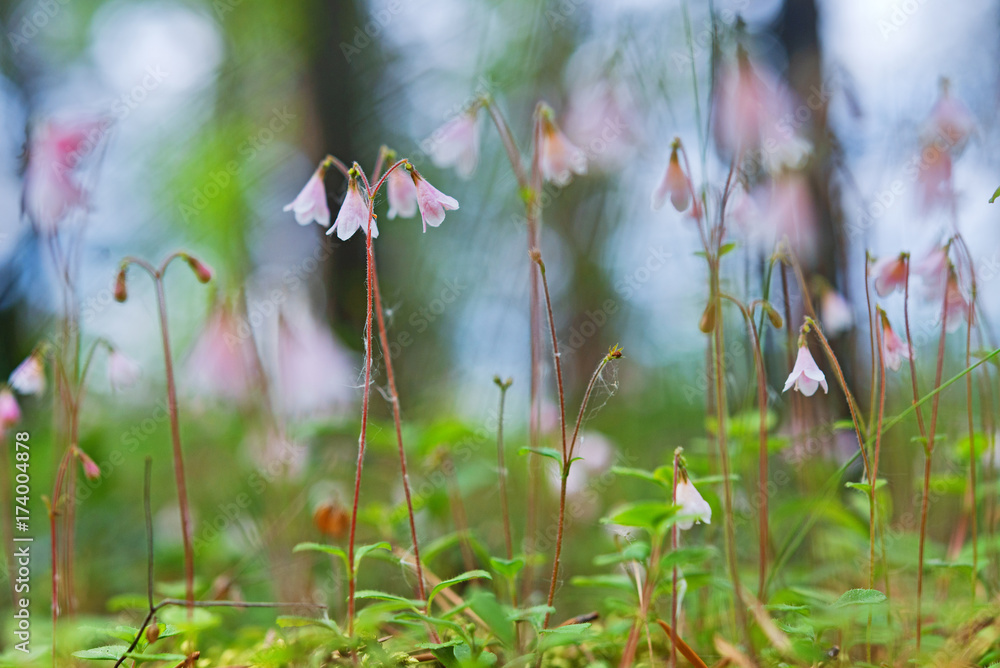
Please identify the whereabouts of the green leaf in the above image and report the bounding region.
[354,590,422,608]
[354,541,393,573]
[468,591,515,648]
[990,185,1000,203]
[569,574,635,593]
[603,502,678,532]
[594,541,650,567]
[293,542,349,569]
[537,623,594,651]
[845,479,887,495]
[518,447,563,466]
[124,654,190,663]
[489,556,525,579]
[659,545,717,571]
[427,570,492,609]
[719,242,738,257]
[833,588,887,607]
[609,466,666,488]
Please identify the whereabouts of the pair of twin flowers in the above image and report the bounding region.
[283,153,458,237]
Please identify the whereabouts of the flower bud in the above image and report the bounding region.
[75,447,101,481]
[183,254,213,284]
[313,501,348,538]
[145,623,161,644]
[699,300,716,333]
[763,302,783,329]
[114,267,128,303]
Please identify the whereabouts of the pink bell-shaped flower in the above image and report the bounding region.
[23,118,105,231]
[411,168,459,232]
[386,166,418,220]
[284,170,330,228]
[328,176,376,241]
[880,313,912,372]
[820,289,853,337]
[9,353,45,396]
[872,254,909,297]
[783,345,828,397]
[943,269,971,334]
[0,390,21,436]
[537,104,587,186]
[427,108,481,180]
[652,144,690,212]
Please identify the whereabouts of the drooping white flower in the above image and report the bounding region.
[411,170,459,232]
[783,345,828,397]
[821,290,853,337]
[328,177,376,240]
[9,353,45,396]
[538,104,587,186]
[284,171,330,228]
[427,109,481,180]
[675,477,712,530]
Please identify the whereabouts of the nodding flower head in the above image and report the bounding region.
[284,168,331,228]
[182,254,213,284]
[537,103,587,186]
[428,107,481,179]
[783,344,828,397]
[114,265,129,302]
[879,312,912,372]
[328,174,376,241]
[652,142,691,212]
[820,288,853,338]
[916,245,950,299]
[386,163,418,220]
[922,78,975,154]
[74,447,101,481]
[409,166,459,232]
[0,390,21,434]
[943,267,972,333]
[9,352,45,396]
[675,471,712,530]
[872,253,909,297]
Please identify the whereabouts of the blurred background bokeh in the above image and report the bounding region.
[1,0,999,646]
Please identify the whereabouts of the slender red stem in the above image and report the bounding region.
[917,270,952,650]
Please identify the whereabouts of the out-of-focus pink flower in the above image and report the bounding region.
[821,290,853,337]
[916,245,950,298]
[75,447,101,480]
[756,173,817,256]
[284,171,330,228]
[23,118,105,231]
[783,345,828,397]
[185,305,257,403]
[108,350,141,391]
[916,149,953,212]
[412,170,459,232]
[276,304,356,418]
[9,353,45,395]
[943,269,972,334]
[872,254,909,297]
[652,145,690,212]
[538,105,587,186]
[880,313,912,372]
[328,177,375,241]
[386,166,417,220]
[676,475,712,530]
[921,80,975,153]
[427,109,480,180]
[0,390,21,435]
[712,48,794,157]
[563,79,636,169]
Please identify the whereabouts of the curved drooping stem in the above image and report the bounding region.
[118,253,204,615]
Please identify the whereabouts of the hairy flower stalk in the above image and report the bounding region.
[115,252,213,615]
[533,248,620,629]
